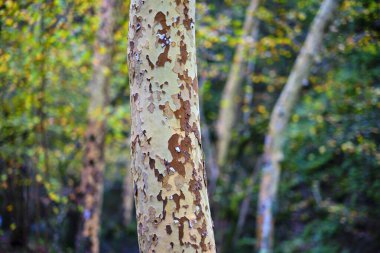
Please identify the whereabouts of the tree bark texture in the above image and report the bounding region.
[128,1,216,252]
[256,0,338,252]
[216,0,261,166]
[77,0,115,252]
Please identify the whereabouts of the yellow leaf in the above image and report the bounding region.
[5,18,13,26]
[258,105,267,114]
[36,174,43,183]
[10,223,17,231]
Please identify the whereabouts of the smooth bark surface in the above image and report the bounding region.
[216,0,260,166]
[77,0,115,252]
[257,0,338,252]
[123,164,134,226]
[128,0,216,252]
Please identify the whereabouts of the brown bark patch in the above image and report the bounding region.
[191,122,201,145]
[167,134,186,177]
[189,177,202,207]
[149,157,163,182]
[173,97,192,134]
[166,225,172,235]
[146,55,155,69]
[182,1,193,30]
[133,93,139,101]
[157,190,168,220]
[172,190,185,211]
[177,70,195,97]
[179,39,188,64]
[156,44,171,67]
[131,135,140,153]
[197,221,209,251]
[158,101,174,119]
[154,11,170,34]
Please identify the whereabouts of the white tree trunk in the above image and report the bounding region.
[257,0,338,252]
[216,0,261,166]
[128,0,216,252]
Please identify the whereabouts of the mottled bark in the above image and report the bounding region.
[123,163,134,226]
[77,0,115,252]
[216,0,261,166]
[127,0,216,252]
[256,0,338,252]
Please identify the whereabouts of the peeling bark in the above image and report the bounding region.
[256,0,338,252]
[77,0,115,252]
[128,1,216,252]
[216,0,261,166]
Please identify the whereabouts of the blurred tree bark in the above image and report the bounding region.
[77,0,115,252]
[216,0,261,166]
[242,20,259,128]
[122,162,134,226]
[256,0,338,252]
[127,0,216,252]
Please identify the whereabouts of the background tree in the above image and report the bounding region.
[122,161,134,226]
[128,0,216,252]
[77,0,116,252]
[257,0,338,251]
[216,0,261,166]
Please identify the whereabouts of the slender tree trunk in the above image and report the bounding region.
[242,21,259,127]
[216,0,261,166]
[256,0,338,252]
[77,0,115,252]
[128,0,216,252]
[233,156,262,244]
[123,162,134,226]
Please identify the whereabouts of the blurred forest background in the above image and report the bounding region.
[1,0,379,252]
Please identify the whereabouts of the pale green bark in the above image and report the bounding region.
[128,0,216,252]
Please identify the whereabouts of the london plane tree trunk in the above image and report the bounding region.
[257,0,338,252]
[128,0,216,252]
[77,0,115,252]
[216,0,261,166]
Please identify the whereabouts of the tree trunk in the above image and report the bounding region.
[216,0,261,166]
[233,156,262,244]
[128,0,216,252]
[256,0,338,252]
[242,21,259,127]
[123,162,134,226]
[77,0,115,252]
